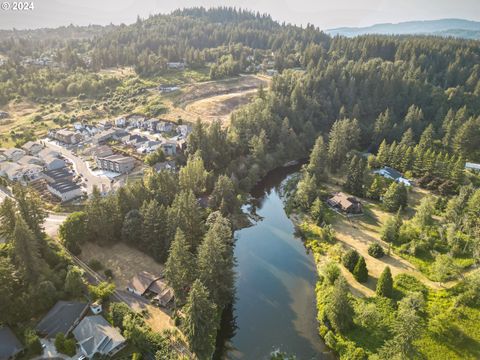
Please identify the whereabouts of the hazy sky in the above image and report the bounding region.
[1,0,480,30]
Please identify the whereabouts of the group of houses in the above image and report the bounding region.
[1,300,126,360]
[0,142,84,202]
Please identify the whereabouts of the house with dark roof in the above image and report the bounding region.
[36,301,89,338]
[73,315,126,358]
[327,192,363,214]
[42,168,74,184]
[47,180,83,202]
[126,271,174,307]
[0,326,24,360]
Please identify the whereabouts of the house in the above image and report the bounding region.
[92,129,118,145]
[36,301,89,339]
[73,122,84,131]
[97,120,112,130]
[160,140,177,156]
[73,316,126,358]
[47,181,83,202]
[157,121,174,133]
[17,155,44,166]
[465,162,480,172]
[167,62,186,70]
[123,134,148,147]
[126,271,160,296]
[54,129,83,144]
[177,124,192,138]
[44,155,66,171]
[0,326,24,360]
[327,192,363,214]
[137,141,161,154]
[126,115,145,128]
[146,119,160,133]
[149,279,174,307]
[42,168,74,183]
[0,163,21,180]
[3,148,26,162]
[3,163,42,182]
[153,161,176,172]
[90,145,114,159]
[21,141,43,155]
[20,164,43,181]
[115,117,127,127]
[37,148,60,159]
[373,166,412,186]
[158,84,180,93]
[96,155,135,174]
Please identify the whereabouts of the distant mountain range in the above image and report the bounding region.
[326,19,480,40]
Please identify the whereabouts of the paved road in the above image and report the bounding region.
[45,213,68,237]
[44,141,111,193]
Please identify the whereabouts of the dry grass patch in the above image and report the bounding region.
[79,242,164,289]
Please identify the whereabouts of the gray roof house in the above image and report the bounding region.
[36,300,89,338]
[0,326,24,360]
[21,141,43,155]
[73,316,126,358]
[373,166,412,186]
[465,162,480,172]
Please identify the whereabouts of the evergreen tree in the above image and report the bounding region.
[0,257,22,325]
[367,176,384,200]
[376,266,393,298]
[344,155,366,197]
[381,210,403,243]
[324,276,353,333]
[342,249,360,273]
[197,215,235,310]
[168,190,204,252]
[179,152,209,196]
[12,215,42,282]
[0,197,17,242]
[353,256,368,283]
[140,200,169,261]
[373,108,393,146]
[182,279,218,360]
[295,172,317,210]
[209,175,238,216]
[376,140,389,167]
[307,135,328,181]
[12,185,47,239]
[121,209,143,247]
[328,118,360,170]
[164,229,196,305]
[382,182,408,212]
[310,198,328,225]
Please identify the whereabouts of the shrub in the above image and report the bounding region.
[88,259,103,271]
[104,269,114,279]
[393,273,428,300]
[353,257,368,283]
[24,328,42,355]
[342,249,359,273]
[376,266,393,298]
[368,243,385,258]
[321,261,341,285]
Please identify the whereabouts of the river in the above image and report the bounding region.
[217,165,331,359]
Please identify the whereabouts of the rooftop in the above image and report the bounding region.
[0,327,23,360]
[43,167,73,181]
[127,271,161,295]
[48,180,81,194]
[36,300,89,338]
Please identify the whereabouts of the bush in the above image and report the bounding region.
[88,259,103,271]
[321,261,341,285]
[104,269,114,279]
[353,257,368,283]
[342,249,359,273]
[24,329,42,355]
[368,243,385,258]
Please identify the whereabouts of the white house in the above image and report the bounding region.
[157,121,175,133]
[167,62,186,70]
[115,117,127,127]
[137,141,161,154]
[373,166,412,187]
[465,162,480,172]
[177,124,192,138]
[73,316,126,358]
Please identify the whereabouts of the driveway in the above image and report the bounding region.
[43,140,111,193]
[32,339,75,360]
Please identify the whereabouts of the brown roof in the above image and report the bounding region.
[328,192,360,211]
[127,271,160,295]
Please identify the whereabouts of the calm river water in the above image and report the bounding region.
[217,166,331,360]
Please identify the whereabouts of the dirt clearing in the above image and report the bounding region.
[79,242,164,290]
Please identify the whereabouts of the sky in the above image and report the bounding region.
[1,0,480,30]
